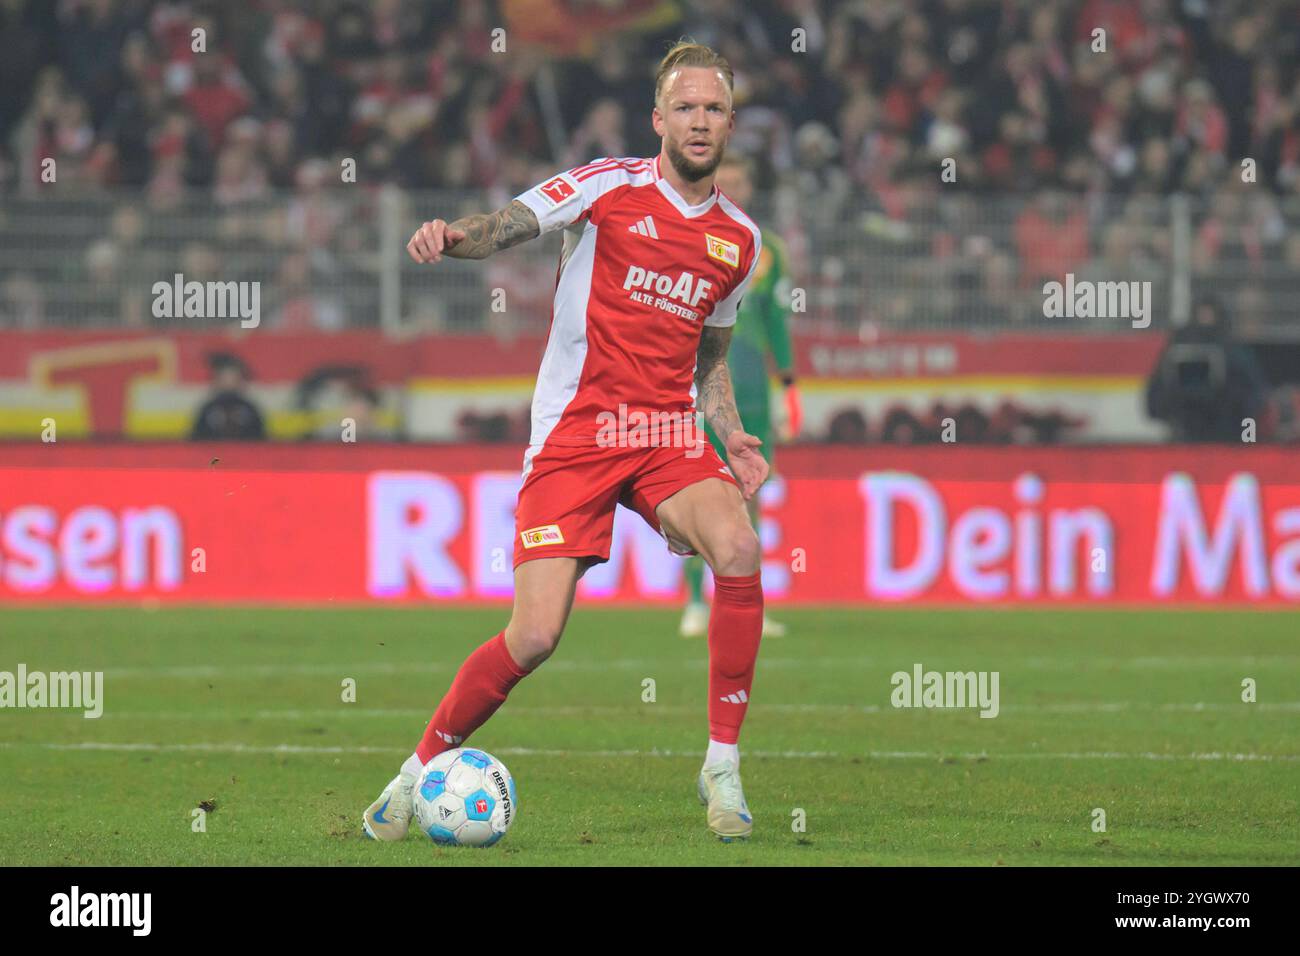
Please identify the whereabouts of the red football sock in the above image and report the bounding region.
[415,631,530,763]
[707,572,764,744]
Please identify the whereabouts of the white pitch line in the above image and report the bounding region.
[96,660,685,679]
[95,658,871,678]
[0,741,406,755]
[0,741,1294,762]
[92,655,1300,679]
[71,701,1300,721]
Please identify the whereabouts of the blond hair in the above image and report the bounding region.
[654,40,734,109]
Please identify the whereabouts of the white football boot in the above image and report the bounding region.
[684,605,785,638]
[697,760,753,841]
[679,601,709,638]
[362,769,418,841]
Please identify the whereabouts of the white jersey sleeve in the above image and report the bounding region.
[704,230,762,328]
[514,170,588,235]
[514,158,655,236]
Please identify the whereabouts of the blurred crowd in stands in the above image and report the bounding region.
[3,0,1299,331]
[3,0,1299,201]
[3,0,1300,444]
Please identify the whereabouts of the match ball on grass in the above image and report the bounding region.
[412,748,517,847]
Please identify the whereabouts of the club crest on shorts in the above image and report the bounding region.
[520,524,565,548]
[705,233,740,268]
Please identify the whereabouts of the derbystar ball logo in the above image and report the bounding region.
[520,524,564,548]
[622,265,712,320]
[490,769,512,826]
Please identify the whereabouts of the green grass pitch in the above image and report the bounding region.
[1,606,1297,866]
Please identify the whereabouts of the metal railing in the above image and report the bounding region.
[2,186,1299,336]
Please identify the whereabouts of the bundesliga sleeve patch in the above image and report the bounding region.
[533,173,580,208]
[520,524,565,548]
[705,233,740,268]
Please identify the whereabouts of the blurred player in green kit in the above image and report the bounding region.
[680,154,801,639]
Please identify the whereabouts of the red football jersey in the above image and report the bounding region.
[513,156,761,466]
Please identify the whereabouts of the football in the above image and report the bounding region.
[411,748,517,847]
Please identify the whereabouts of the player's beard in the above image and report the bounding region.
[665,136,723,183]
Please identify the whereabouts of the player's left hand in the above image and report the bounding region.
[724,430,768,500]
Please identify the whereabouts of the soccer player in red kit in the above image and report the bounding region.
[364,41,766,842]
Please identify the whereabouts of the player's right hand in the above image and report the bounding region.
[407,219,466,263]
[723,429,769,500]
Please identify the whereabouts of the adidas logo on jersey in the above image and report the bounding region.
[622,264,713,309]
[628,215,659,238]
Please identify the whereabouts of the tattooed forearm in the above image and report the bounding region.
[445,201,540,259]
[695,325,743,444]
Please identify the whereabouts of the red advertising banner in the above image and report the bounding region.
[1,444,1298,605]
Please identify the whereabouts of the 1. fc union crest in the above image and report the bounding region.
[520,524,565,548]
[705,233,740,268]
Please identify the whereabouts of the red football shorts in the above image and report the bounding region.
[512,439,739,568]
